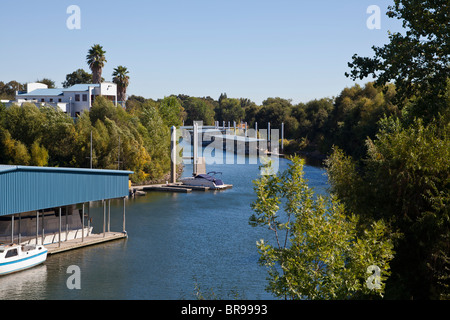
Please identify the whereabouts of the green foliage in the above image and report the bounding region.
[346,0,449,121]
[62,69,94,88]
[86,44,107,84]
[158,96,185,127]
[35,78,55,88]
[0,81,25,99]
[325,117,450,299]
[217,97,245,123]
[181,97,215,125]
[30,140,49,167]
[325,83,399,158]
[0,95,183,184]
[112,65,130,102]
[250,156,394,299]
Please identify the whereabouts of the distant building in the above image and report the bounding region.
[13,82,117,117]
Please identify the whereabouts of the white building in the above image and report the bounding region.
[14,82,117,117]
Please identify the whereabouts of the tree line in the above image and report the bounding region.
[249,0,449,300]
[0,95,184,184]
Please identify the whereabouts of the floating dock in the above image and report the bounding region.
[130,182,232,195]
[46,232,127,255]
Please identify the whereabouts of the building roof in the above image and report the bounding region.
[17,88,64,97]
[63,84,100,91]
[0,165,133,216]
[16,84,102,98]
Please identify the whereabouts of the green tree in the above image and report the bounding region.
[292,98,333,149]
[112,65,130,103]
[325,117,450,299]
[324,83,399,158]
[0,130,31,165]
[36,78,55,88]
[86,44,107,84]
[0,81,25,99]
[3,103,45,148]
[256,98,298,138]
[139,100,170,179]
[158,96,185,127]
[62,69,94,88]
[89,96,119,124]
[250,156,394,299]
[345,0,449,121]
[219,97,245,124]
[30,140,49,166]
[182,97,215,125]
[38,106,77,167]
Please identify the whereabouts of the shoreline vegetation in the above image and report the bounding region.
[1,0,449,300]
[1,78,400,176]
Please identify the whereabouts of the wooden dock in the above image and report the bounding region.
[45,232,127,255]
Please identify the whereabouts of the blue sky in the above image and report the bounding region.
[0,0,404,104]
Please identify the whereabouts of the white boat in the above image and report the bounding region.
[180,172,227,190]
[0,243,48,276]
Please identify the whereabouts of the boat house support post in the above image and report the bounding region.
[42,211,45,245]
[81,203,85,242]
[87,202,91,236]
[122,196,126,233]
[58,207,62,248]
[10,215,13,243]
[66,206,68,242]
[103,199,106,238]
[107,199,111,233]
[18,213,21,244]
[36,211,39,245]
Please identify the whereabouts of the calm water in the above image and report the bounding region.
[0,150,328,300]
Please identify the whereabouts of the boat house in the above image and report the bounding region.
[0,165,132,254]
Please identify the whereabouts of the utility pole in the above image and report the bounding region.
[116,136,122,170]
[90,130,93,169]
[86,130,96,169]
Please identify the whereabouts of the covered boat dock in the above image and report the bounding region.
[0,165,133,255]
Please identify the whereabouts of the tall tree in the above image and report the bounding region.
[345,0,449,121]
[86,44,107,84]
[62,69,94,88]
[112,65,130,103]
[250,156,394,299]
[36,78,55,88]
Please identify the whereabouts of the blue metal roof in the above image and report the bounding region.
[0,165,133,216]
[63,84,100,91]
[16,84,100,97]
[17,88,64,97]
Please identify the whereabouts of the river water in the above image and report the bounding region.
[0,149,328,300]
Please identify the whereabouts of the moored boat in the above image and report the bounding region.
[180,172,227,190]
[0,243,48,276]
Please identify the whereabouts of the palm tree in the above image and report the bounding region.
[112,65,130,104]
[86,44,107,84]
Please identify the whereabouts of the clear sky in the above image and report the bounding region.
[0,0,404,105]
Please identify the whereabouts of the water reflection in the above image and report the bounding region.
[0,264,48,300]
